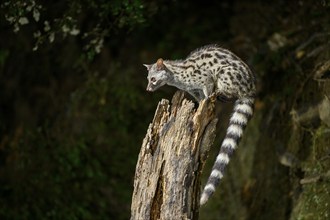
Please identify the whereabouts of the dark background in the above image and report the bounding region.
[1,0,329,219]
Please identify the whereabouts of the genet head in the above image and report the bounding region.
[144,58,171,92]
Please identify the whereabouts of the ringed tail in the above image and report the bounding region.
[200,96,255,205]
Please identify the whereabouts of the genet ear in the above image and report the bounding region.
[156,58,165,70]
[143,64,152,71]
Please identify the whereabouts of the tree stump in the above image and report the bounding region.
[130,91,218,220]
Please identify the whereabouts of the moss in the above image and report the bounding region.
[292,182,330,220]
[290,125,330,220]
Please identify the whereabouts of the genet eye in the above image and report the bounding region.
[151,77,156,82]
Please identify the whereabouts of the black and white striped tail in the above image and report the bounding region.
[200,96,255,205]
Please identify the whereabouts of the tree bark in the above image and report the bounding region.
[130,91,218,220]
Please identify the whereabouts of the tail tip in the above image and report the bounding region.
[200,193,209,206]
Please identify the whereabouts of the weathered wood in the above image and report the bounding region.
[131,91,218,220]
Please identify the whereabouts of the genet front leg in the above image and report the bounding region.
[202,72,215,100]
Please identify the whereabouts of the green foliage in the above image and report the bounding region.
[1,0,147,55]
[0,49,9,68]
[0,0,156,215]
[0,131,96,219]
[0,63,152,219]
